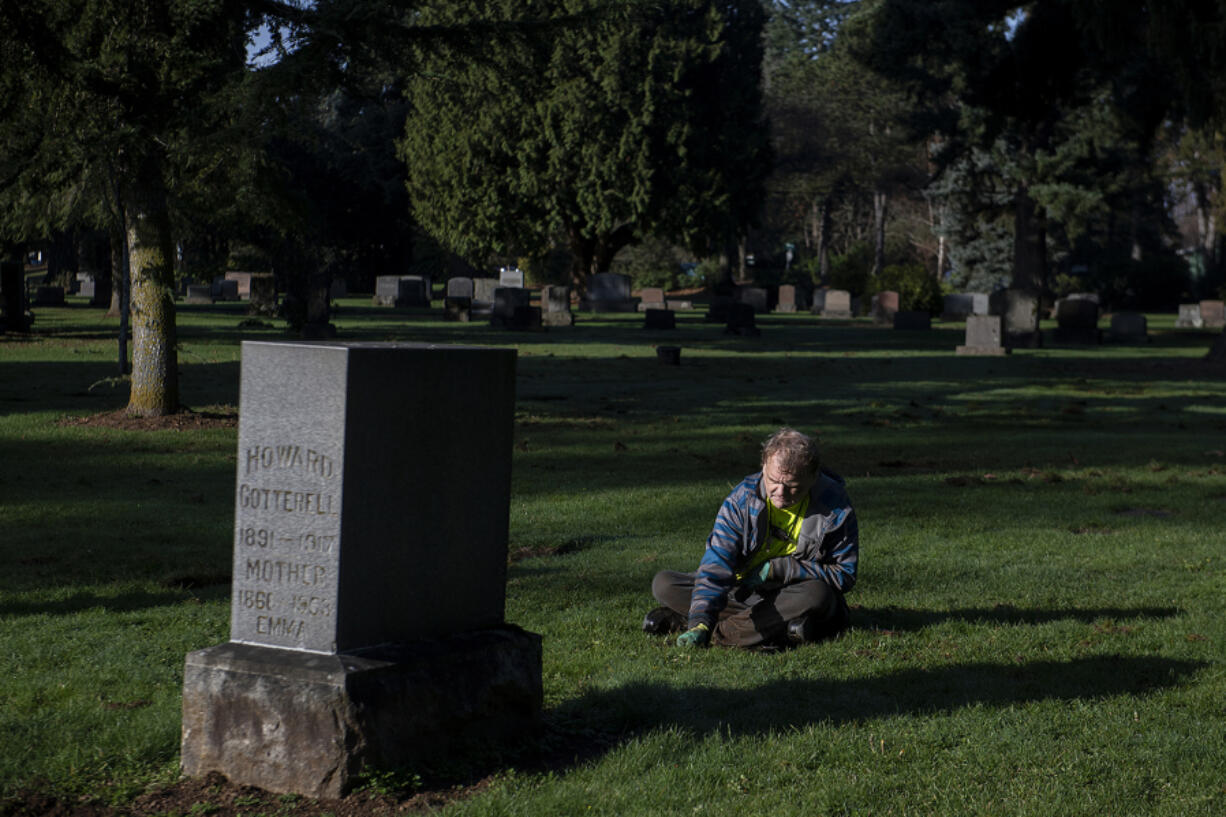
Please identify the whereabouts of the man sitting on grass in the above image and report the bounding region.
[644,427,858,648]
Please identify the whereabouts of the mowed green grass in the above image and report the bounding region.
[1,298,1224,815]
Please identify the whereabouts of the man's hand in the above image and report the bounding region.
[676,623,710,648]
[741,562,771,590]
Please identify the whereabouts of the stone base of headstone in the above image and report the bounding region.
[893,311,931,331]
[657,345,681,365]
[644,308,675,330]
[444,297,472,322]
[181,628,542,799]
[541,309,574,327]
[955,344,1010,356]
[666,299,693,311]
[819,309,852,319]
[1051,327,1101,345]
[774,304,796,314]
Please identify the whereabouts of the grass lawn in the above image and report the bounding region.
[1,297,1224,816]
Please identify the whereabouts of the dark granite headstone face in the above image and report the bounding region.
[1200,300,1225,329]
[737,287,769,313]
[1056,298,1099,329]
[185,285,213,304]
[447,277,475,299]
[329,279,348,299]
[810,289,827,314]
[491,287,532,328]
[588,272,631,302]
[230,341,516,653]
[644,308,675,330]
[213,278,240,300]
[0,261,29,331]
[34,286,65,306]
[893,311,931,330]
[1110,311,1147,342]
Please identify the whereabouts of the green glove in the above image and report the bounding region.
[676,623,710,648]
[742,561,771,590]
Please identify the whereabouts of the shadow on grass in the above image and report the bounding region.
[548,654,1205,741]
[0,581,230,617]
[853,604,1181,632]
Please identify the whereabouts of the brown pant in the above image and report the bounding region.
[651,570,846,648]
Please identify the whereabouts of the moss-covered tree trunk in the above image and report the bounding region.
[125,195,179,417]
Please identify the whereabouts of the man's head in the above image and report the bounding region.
[760,428,820,509]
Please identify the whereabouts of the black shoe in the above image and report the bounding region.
[642,606,686,635]
[787,602,851,644]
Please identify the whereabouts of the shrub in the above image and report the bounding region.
[873,262,943,313]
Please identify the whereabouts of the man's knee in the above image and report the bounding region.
[651,569,693,611]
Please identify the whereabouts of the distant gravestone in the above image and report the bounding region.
[737,286,769,314]
[724,302,760,336]
[225,271,255,300]
[498,267,525,289]
[941,292,990,320]
[893,311,931,331]
[444,278,474,322]
[185,285,213,305]
[1109,311,1148,343]
[0,261,29,332]
[248,274,277,317]
[704,295,734,323]
[820,289,852,319]
[637,287,666,312]
[666,299,694,311]
[585,273,636,312]
[181,341,540,799]
[871,291,900,325]
[956,315,1009,356]
[989,288,1040,348]
[471,278,499,317]
[809,289,827,315]
[328,278,348,299]
[1176,303,1203,328]
[78,274,96,300]
[373,275,430,307]
[541,285,574,327]
[1200,300,1225,329]
[491,287,534,328]
[1053,297,1100,344]
[644,308,676,330]
[213,278,240,301]
[33,286,65,306]
[775,285,806,313]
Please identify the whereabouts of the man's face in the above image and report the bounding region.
[761,454,817,509]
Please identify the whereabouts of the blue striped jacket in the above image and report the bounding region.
[688,469,858,628]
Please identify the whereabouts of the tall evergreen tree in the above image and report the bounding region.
[398,0,771,291]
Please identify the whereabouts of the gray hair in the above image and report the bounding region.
[760,427,821,475]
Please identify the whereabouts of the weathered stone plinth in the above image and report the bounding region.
[182,628,542,799]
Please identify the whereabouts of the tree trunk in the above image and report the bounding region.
[1012,185,1047,294]
[816,197,832,286]
[125,195,179,417]
[872,189,888,281]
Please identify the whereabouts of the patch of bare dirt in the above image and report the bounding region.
[57,408,238,432]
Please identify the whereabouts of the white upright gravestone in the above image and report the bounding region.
[181,341,541,798]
